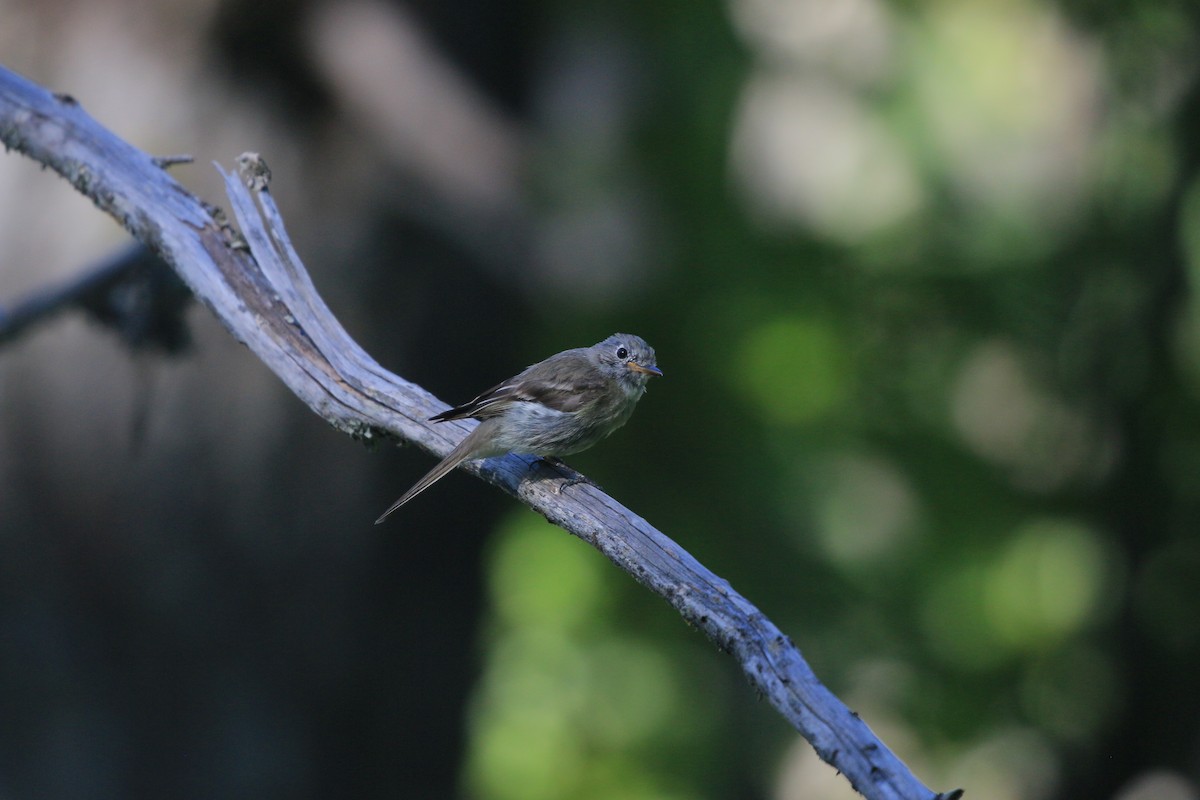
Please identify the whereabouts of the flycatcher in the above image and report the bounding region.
[376,333,662,523]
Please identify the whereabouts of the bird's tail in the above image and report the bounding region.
[374,427,485,524]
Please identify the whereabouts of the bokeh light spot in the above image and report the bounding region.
[488,513,608,632]
[809,452,918,566]
[984,518,1106,649]
[736,317,850,425]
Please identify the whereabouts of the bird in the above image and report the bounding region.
[375,333,662,523]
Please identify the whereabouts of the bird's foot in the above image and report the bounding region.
[537,457,601,494]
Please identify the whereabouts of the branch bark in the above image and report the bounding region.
[0,65,962,800]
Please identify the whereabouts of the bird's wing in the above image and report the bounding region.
[508,372,606,414]
[430,350,603,421]
[429,379,520,421]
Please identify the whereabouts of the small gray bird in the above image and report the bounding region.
[376,333,662,523]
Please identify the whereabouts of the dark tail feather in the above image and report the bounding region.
[374,430,484,524]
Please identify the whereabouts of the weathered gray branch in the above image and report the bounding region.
[0,65,961,800]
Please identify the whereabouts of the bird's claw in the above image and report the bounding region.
[537,457,601,494]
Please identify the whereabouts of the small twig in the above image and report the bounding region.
[151,153,195,169]
[0,247,132,344]
[0,243,191,353]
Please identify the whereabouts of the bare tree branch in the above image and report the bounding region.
[0,65,962,800]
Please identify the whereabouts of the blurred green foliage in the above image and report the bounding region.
[461,1,1200,798]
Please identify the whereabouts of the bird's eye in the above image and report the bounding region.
[616,346,629,360]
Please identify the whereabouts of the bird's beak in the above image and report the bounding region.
[628,361,663,377]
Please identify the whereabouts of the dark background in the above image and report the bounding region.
[2,0,1199,798]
